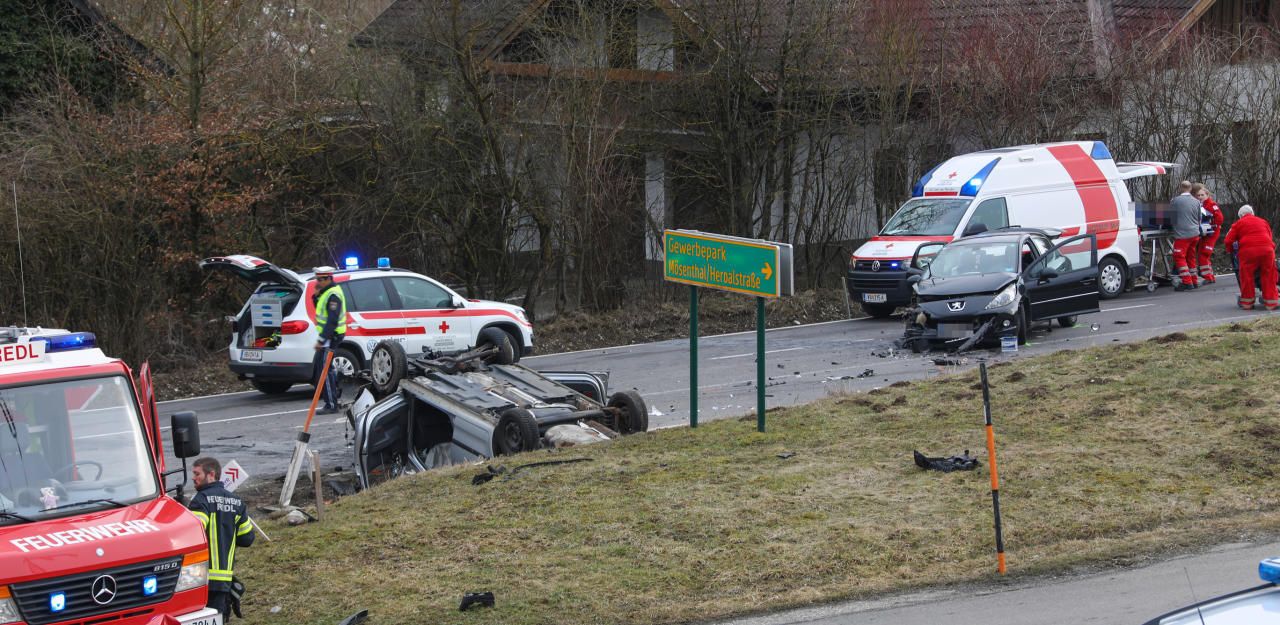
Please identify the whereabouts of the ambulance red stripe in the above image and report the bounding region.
[1047,144,1120,250]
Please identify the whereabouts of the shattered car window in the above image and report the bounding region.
[926,242,1020,278]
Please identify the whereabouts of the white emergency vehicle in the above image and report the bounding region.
[847,141,1173,317]
[201,255,534,395]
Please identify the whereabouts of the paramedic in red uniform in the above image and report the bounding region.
[1192,183,1224,283]
[1223,204,1278,310]
[1170,180,1202,291]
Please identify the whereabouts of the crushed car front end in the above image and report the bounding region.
[905,275,1022,350]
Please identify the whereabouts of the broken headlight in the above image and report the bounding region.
[985,283,1017,310]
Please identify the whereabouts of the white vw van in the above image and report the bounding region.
[846,141,1173,317]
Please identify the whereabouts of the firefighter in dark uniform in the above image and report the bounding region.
[311,266,347,414]
[189,457,254,621]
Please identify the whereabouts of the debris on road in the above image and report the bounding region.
[856,368,875,378]
[932,357,967,366]
[1115,320,1131,324]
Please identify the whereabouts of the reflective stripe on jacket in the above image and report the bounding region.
[315,285,347,338]
[189,481,254,591]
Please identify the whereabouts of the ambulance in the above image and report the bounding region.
[847,141,1173,317]
[200,255,534,396]
[0,327,217,625]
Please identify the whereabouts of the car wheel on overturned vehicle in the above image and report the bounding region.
[369,340,408,398]
[477,327,516,365]
[250,380,293,395]
[495,407,541,455]
[606,390,649,434]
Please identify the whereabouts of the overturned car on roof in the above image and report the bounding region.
[348,340,649,489]
[901,228,1101,352]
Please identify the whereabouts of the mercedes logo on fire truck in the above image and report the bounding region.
[90,575,117,605]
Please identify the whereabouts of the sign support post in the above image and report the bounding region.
[662,230,793,433]
[756,297,766,432]
[690,286,699,428]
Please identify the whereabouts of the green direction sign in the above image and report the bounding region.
[663,230,793,298]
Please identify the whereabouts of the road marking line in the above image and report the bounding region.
[159,389,258,405]
[710,347,805,361]
[160,408,308,431]
[525,317,873,360]
[1101,304,1154,313]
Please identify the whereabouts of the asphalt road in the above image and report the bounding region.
[712,539,1280,625]
[157,276,1258,482]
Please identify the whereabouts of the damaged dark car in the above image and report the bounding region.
[902,229,1101,352]
[348,341,650,489]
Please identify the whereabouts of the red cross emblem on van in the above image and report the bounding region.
[439,321,450,333]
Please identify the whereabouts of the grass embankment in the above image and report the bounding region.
[241,318,1280,625]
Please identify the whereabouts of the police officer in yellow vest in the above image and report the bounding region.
[312,266,347,414]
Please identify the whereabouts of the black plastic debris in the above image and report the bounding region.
[460,592,495,611]
[1115,320,1130,325]
[932,357,965,366]
[337,609,369,625]
[856,368,875,378]
[913,450,980,472]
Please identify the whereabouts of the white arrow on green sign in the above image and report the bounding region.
[663,230,793,298]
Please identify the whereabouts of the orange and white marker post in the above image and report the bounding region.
[280,350,334,507]
[979,363,1007,574]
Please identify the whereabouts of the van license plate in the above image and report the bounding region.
[862,293,887,303]
[241,350,262,362]
[186,615,222,625]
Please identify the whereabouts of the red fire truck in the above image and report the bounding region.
[0,328,219,625]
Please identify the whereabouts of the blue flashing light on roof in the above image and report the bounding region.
[1259,558,1280,584]
[33,332,97,353]
[959,158,1000,197]
[344,256,359,270]
[1090,141,1113,160]
[912,164,941,198]
[377,257,391,269]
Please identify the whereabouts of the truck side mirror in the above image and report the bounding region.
[907,274,923,285]
[171,411,201,459]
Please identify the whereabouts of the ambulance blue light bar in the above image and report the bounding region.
[377,257,391,269]
[32,332,97,353]
[960,158,1000,197]
[912,164,941,198]
[1259,558,1280,583]
[1090,141,1112,160]
[344,256,359,270]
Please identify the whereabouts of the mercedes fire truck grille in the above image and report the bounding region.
[11,556,183,625]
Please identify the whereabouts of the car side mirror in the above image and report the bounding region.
[170,411,201,459]
[451,295,465,308]
[907,267,923,277]
[1039,270,1059,281]
[907,274,923,285]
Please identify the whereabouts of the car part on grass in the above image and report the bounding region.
[913,450,980,472]
[471,458,594,485]
[460,592,495,611]
[337,609,369,625]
